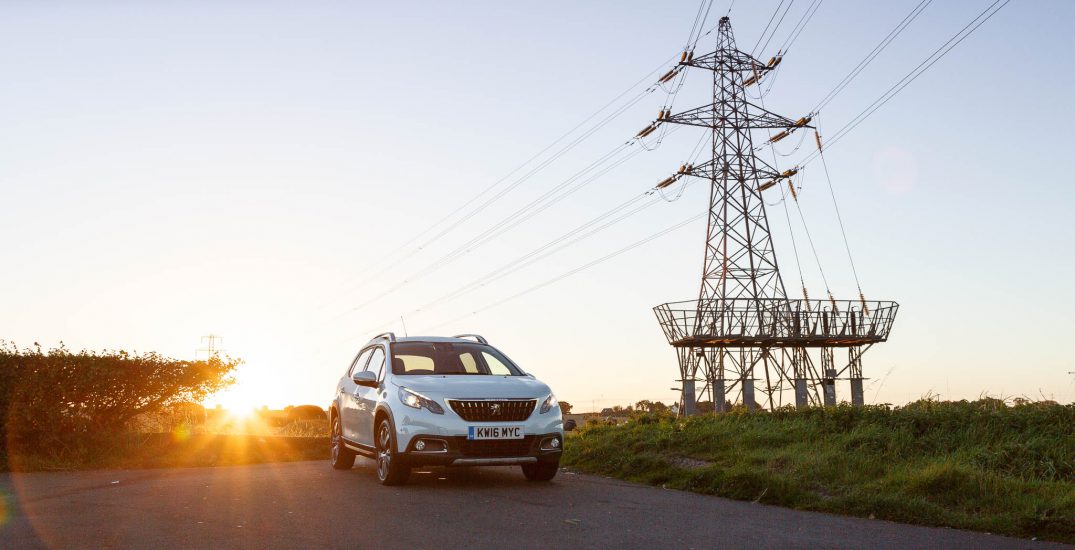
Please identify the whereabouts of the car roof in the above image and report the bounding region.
[365,335,487,345]
[395,336,480,343]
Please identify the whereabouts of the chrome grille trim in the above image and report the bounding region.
[447,399,537,421]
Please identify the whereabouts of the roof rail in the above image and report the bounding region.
[452,334,488,344]
[371,332,396,343]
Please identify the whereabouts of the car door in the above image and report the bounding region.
[340,348,373,442]
[354,346,385,447]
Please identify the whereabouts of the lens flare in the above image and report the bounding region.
[171,422,192,443]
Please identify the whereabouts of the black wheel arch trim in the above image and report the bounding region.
[373,404,398,453]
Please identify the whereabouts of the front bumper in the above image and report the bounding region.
[398,433,563,467]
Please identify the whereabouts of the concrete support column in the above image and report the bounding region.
[822,368,837,406]
[794,378,809,408]
[682,378,696,416]
[713,379,727,413]
[741,378,757,411]
[850,378,865,407]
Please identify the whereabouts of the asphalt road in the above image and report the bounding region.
[1,460,1066,549]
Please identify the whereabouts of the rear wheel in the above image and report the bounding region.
[375,418,410,486]
[330,416,356,470]
[522,459,559,482]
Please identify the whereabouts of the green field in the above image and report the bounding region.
[562,399,1075,543]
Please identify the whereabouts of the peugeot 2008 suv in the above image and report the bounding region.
[329,333,563,485]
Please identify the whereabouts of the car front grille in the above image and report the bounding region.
[458,436,535,457]
[448,399,537,421]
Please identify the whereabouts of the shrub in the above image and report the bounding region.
[0,342,239,464]
[285,405,327,421]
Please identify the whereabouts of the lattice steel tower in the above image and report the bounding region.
[650,17,898,412]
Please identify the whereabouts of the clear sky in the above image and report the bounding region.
[2,0,1073,411]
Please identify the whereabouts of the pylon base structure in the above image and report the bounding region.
[655,298,898,411]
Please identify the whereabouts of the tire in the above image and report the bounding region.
[375,418,410,486]
[330,415,356,470]
[521,459,559,482]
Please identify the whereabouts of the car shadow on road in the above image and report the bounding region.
[349,459,563,491]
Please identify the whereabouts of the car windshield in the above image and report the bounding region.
[390,342,524,376]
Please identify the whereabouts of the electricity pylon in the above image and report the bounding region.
[651,17,898,412]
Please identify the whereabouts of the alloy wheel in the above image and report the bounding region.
[377,422,392,481]
[331,419,341,463]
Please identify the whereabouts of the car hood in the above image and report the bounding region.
[394,375,551,400]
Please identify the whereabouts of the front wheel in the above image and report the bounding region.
[521,459,559,482]
[330,416,356,470]
[375,418,410,486]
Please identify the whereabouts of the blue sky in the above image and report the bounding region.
[2,0,1073,410]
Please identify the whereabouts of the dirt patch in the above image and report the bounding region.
[667,456,712,470]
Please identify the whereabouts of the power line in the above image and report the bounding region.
[427,210,708,331]
[750,0,789,57]
[802,0,1010,165]
[336,138,654,316]
[811,0,933,114]
[331,85,655,303]
[754,0,797,57]
[364,139,714,333]
[814,119,863,298]
[777,0,824,54]
[328,16,733,306]
[345,193,666,339]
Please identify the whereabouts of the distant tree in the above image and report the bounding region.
[286,405,327,421]
[695,401,715,414]
[558,401,573,415]
[0,342,239,449]
[610,405,634,415]
[634,400,670,413]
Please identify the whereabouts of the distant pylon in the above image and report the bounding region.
[196,334,224,360]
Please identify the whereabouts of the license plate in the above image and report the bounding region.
[467,426,524,440]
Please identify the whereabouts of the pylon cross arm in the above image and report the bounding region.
[662,102,803,130]
[677,157,781,183]
[681,49,769,74]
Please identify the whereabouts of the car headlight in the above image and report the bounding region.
[540,393,558,414]
[398,387,444,414]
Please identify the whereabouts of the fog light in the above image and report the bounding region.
[540,436,562,451]
[415,440,426,451]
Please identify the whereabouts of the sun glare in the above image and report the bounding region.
[211,386,262,419]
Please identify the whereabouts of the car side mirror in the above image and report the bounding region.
[352,371,379,387]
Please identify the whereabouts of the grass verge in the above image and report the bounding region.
[562,399,1075,543]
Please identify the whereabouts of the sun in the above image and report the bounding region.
[209,385,262,419]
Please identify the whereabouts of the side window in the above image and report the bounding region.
[366,347,386,381]
[348,349,373,377]
[459,353,479,374]
[482,352,513,375]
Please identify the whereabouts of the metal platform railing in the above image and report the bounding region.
[653,298,898,348]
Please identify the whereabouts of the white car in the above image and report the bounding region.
[329,333,563,485]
